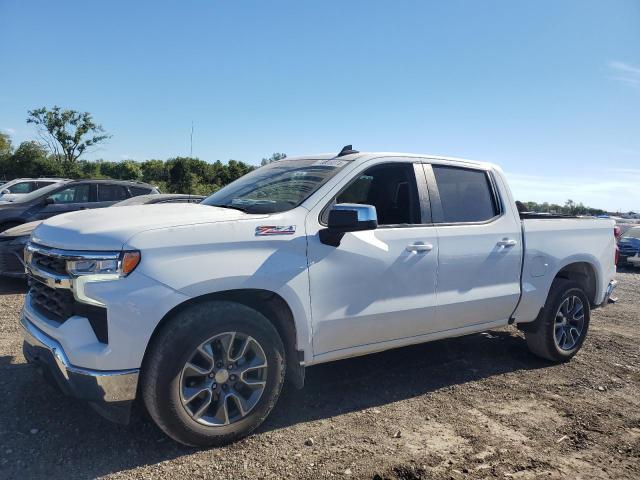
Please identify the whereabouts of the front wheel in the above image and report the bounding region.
[524,279,591,362]
[141,301,286,447]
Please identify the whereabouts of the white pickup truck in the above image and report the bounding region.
[21,147,617,447]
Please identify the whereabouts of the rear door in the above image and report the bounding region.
[426,163,522,329]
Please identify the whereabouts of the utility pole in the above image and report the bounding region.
[190,121,194,157]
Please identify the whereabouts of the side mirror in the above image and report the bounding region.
[1,189,9,195]
[43,197,55,205]
[319,203,378,247]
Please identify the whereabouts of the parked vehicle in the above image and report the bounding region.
[20,147,617,447]
[0,178,68,202]
[0,179,159,232]
[618,226,640,267]
[0,194,199,278]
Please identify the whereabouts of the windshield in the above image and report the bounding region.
[10,182,66,203]
[622,227,640,240]
[202,158,349,214]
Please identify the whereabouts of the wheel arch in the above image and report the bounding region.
[143,288,306,388]
[552,261,598,307]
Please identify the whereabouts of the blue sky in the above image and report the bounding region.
[1,0,639,211]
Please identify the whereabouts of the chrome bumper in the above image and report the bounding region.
[21,316,139,424]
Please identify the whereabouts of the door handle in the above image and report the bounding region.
[406,243,433,253]
[497,238,517,247]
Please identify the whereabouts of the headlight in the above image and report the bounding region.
[67,251,141,277]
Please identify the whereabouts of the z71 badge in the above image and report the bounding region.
[255,225,296,236]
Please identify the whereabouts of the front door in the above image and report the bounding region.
[426,163,522,329]
[306,160,439,358]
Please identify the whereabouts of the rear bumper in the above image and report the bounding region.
[21,315,139,424]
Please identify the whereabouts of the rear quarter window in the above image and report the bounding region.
[130,186,153,196]
[97,184,129,202]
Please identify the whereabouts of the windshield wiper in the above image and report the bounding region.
[211,203,250,213]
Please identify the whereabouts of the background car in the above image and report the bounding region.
[0,178,68,202]
[618,226,640,267]
[0,179,159,232]
[0,193,201,278]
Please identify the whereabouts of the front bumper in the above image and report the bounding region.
[21,315,139,424]
[0,238,27,278]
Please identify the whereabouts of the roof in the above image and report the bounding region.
[115,194,204,206]
[1,177,69,182]
[65,179,156,187]
[284,151,493,169]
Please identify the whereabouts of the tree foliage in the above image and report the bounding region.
[0,141,255,194]
[0,107,271,193]
[519,199,606,216]
[27,106,111,174]
[0,133,12,157]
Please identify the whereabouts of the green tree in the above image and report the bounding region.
[9,141,57,177]
[564,199,576,214]
[141,159,167,184]
[114,160,142,181]
[27,106,111,174]
[0,132,12,157]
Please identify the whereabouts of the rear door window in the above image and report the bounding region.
[48,184,91,204]
[432,165,499,223]
[97,184,129,202]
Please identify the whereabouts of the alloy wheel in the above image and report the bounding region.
[179,331,268,426]
[554,295,585,351]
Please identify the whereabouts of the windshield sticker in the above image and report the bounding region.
[311,159,348,167]
[255,225,296,236]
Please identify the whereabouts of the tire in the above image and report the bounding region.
[141,301,286,447]
[524,279,591,362]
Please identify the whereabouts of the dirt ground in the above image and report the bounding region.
[0,270,638,480]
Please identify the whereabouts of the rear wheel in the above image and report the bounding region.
[142,301,286,447]
[524,279,590,362]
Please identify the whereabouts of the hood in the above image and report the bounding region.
[2,220,43,238]
[32,204,264,251]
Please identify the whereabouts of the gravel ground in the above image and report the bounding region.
[0,270,638,480]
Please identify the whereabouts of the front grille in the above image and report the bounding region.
[30,279,75,322]
[28,279,109,344]
[32,251,67,276]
